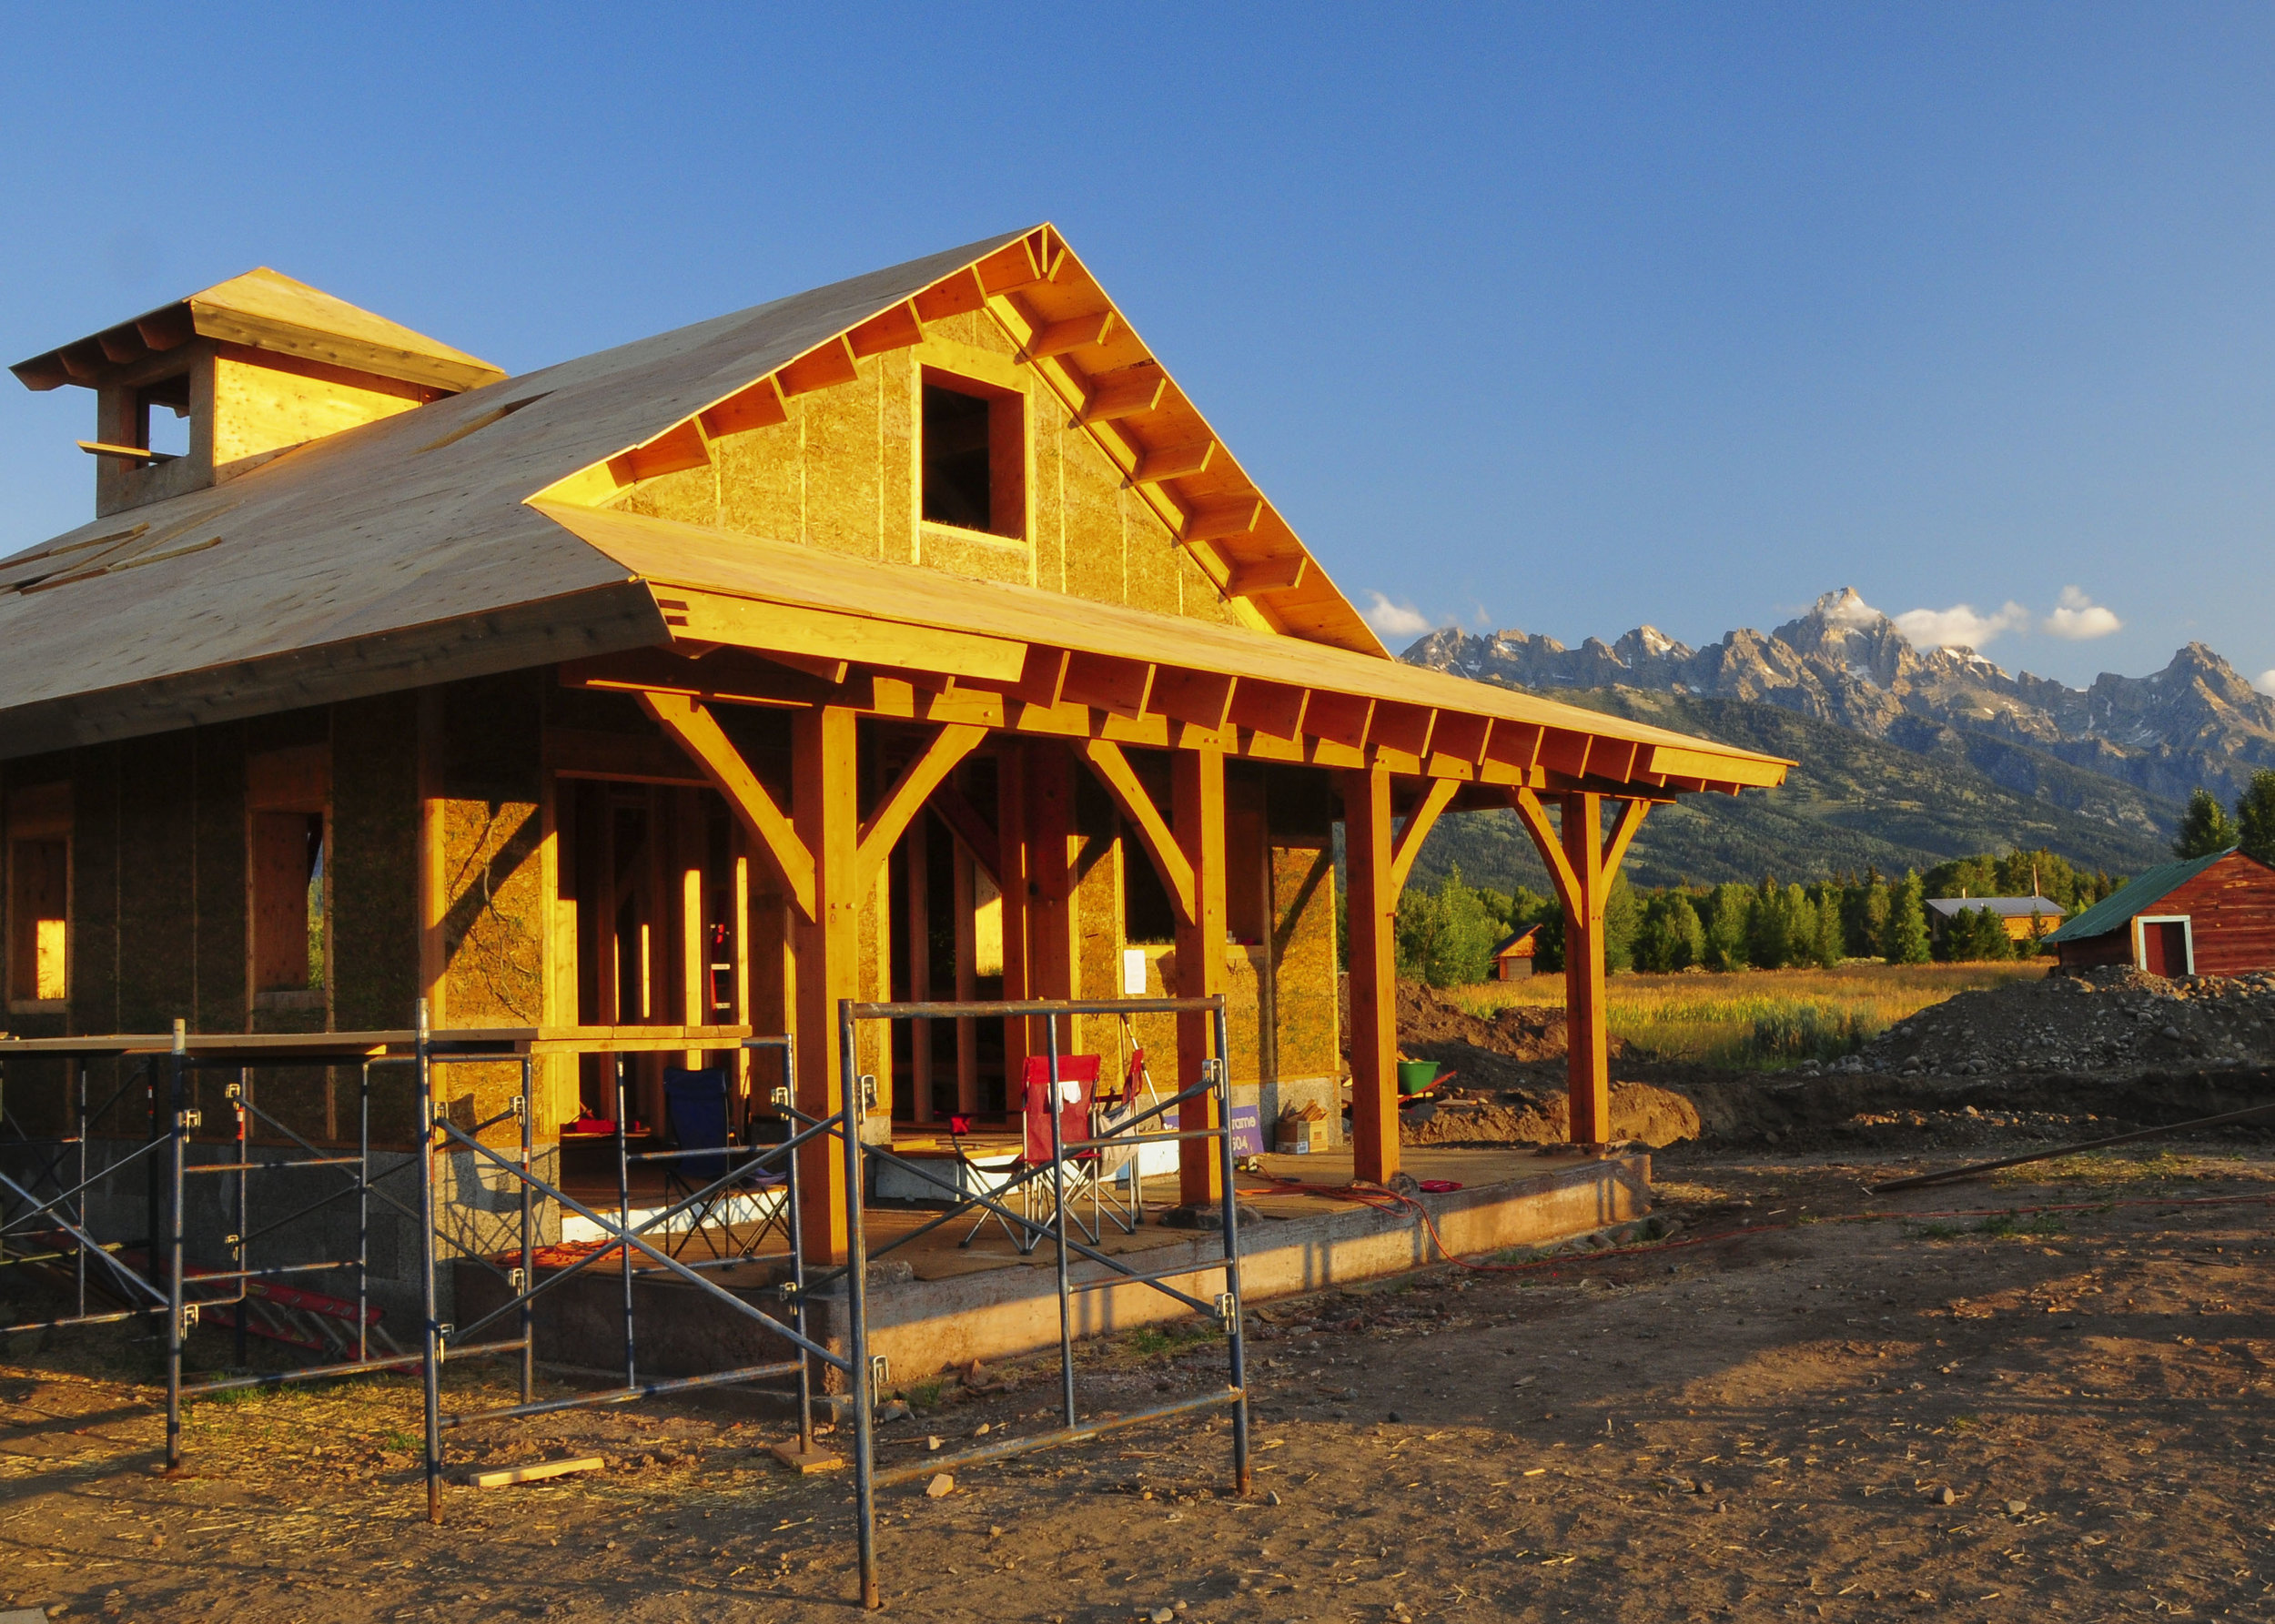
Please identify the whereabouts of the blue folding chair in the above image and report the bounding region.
[662,1066,788,1259]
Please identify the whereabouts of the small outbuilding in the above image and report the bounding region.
[1490,925,1541,980]
[2047,849,2275,976]
[1926,895,2064,944]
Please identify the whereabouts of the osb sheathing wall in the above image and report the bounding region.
[616,314,1244,627]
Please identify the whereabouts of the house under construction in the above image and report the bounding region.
[0,227,1791,1316]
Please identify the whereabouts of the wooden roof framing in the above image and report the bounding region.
[11,267,506,396]
[541,501,1787,799]
[0,225,1789,800]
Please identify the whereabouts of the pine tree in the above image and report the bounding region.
[1884,872,1931,964]
[1666,891,1705,970]
[1814,888,1845,968]
[1704,883,1753,973]
[2174,789,2239,860]
[2234,771,2275,866]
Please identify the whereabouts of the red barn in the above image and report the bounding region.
[2048,849,2275,975]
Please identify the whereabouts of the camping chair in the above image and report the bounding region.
[661,1066,787,1259]
[956,1055,1104,1254]
[1087,1043,1157,1234]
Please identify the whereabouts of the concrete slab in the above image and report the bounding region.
[455,1147,1650,1390]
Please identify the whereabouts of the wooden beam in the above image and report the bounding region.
[1132,440,1215,485]
[1227,556,1307,598]
[1390,777,1460,894]
[657,589,1028,684]
[76,440,164,462]
[1078,740,1195,925]
[613,418,710,483]
[914,267,987,322]
[1062,651,1154,719]
[1011,645,1071,709]
[699,376,788,439]
[930,782,1001,887]
[1185,502,1267,548]
[1077,365,1167,424]
[855,724,986,893]
[777,337,859,397]
[1303,691,1373,754]
[639,690,815,923]
[1227,677,1307,741]
[1538,729,1592,781]
[1340,762,1399,1185]
[1148,668,1237,731]
[1601,797,1651,880]
[976,238,1045,295]
[848,301,925,358]
[1026,310,1115,360]
[1508,788,1580,915]
[1368,701,1436,764]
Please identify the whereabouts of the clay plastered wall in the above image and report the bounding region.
[618,313,1242,628]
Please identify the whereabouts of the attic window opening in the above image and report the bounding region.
[921,372,1023,539]
[137,374,191,460]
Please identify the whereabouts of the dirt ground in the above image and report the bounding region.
[6,1129,2275,1621]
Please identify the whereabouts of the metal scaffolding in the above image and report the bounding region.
[0,994,1255,1610]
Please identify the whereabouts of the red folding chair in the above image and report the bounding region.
[959,1055,1103,1254]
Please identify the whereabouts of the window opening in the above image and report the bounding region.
[251,812,327,994]
[921,375,1024,538]
[138,373,192,460]
[8,837,67,1004]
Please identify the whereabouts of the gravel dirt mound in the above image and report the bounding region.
[1401,1080,1702,1147]
[1839,964,2275,1080]
[1393,979,1626,1063]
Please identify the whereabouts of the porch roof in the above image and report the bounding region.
[541,501,1791,796]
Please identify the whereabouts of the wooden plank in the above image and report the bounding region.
[1559,792,1610,1147]
[638,691,815,923]
[615,419,709,483]
[855,724,986,893]
[473,1457,603,1489]
[1078,740,1195,925]
[544,727,709,786]
[975,238,1044,294]
[1303,691,1373,753]
[1537,730,1592,781]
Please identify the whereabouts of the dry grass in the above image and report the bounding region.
[1439,961,2046,1068]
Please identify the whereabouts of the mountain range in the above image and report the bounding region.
[1404,588,2275,806]
[1394,588,2275,894]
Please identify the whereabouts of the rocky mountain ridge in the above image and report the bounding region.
[1402,588,2275,805]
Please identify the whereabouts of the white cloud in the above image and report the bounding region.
[1817,586,1885,630]
[1893,600,2029,651]
[2255,671,2275,698]
[2041,584,2121,641]
[1362,591,1434,641]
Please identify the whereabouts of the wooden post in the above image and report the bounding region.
[905,812,933,1123]
[1340,763,1399,1185]
[997,743,1032,1092]
[678,787,706,1069]
[792,706,860,1264]
[416,689,448,1026]
[1172,746,1227,1206]
[1026,743,1078,1054]
[1560,792,1609,1148]
[953,833,979,1115]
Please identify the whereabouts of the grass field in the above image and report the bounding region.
[1438,960,2046,1069]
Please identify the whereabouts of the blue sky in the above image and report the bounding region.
[4,4,2271,691]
